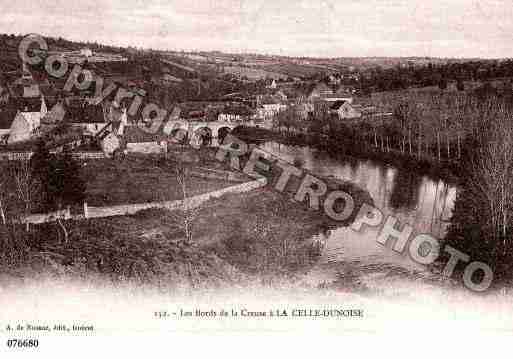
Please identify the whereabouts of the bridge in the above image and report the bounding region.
[163,120,238,147]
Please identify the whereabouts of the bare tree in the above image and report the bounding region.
[0,161,41,232]
[450,94,467,160]
[468,102,513,256]
[393,95,417,154]
[169,159,200,243]
[0,170,9,226]
[13,160,38,224]
[424,94,442,161]
[441,95,453,160]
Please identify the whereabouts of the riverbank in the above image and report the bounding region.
[196,182,372,282]
[0,168,373,292]
[232,126,462,185]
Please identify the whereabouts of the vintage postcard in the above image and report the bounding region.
[0,0,512,356]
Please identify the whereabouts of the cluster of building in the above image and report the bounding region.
[249,80,374,123]
[198,80,372,126]
[0,63,49,144]
[0,59,388,153]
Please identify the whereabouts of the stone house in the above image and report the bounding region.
[217,104,252,122]
[307,82,333,101]
[7,96,47,144]
[68,103,106,136]
[330,101,362,120]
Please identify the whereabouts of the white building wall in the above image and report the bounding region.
[126,141,167,154]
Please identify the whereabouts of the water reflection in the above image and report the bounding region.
[261,141,458,289]
[389,168,422,211]
[261,141,456,237]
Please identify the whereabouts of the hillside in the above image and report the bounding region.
[2,32,512,103]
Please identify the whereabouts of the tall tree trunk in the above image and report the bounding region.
[437,132,441,161]
[430,181,440,234]
[0,200,5,225]
[457,132,461,160]
[408,128,412,155]
[57,217,68,244]
[438,185,449,236]
[418,130,422,159]
[446,133,451,160]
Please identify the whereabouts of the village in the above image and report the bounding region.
[0,27,512,319]
[3,0,513,350]
[0,48,385,159]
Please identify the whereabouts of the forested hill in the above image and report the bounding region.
[1,32,513,102]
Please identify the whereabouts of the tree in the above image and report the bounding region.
[446,100,513,283]
[272,106,298,135]
[308,102,331,137]
[168,159,200,243]
[428,94,444,161]
[31,142,86,211]
[438,78,448,91]
[30,140,53,211]
[0,157,43,238]
[13,160,39,226]
[448,93,476,160]
[393,97,418,154]
[456,79,465,91]
[45,147,87,243]
[47,147,86,209]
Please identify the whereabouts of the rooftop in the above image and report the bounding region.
[330,100,349,110]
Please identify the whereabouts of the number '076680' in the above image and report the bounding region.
[6,339,39,349]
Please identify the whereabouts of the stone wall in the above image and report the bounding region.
[0,151,105,161]
[22,178,267,224]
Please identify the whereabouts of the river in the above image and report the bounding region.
[261,141,458,293]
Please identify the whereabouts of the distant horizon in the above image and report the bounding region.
[2,1,512,59]
[7,31,505,62]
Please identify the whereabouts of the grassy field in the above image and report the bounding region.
[82,153,234,206]
[195,189,328,278]
[260,63,336,78]
[0,189,339,290]
[223,66,288,80]
[0,137,375,292]
[0,156,373,291]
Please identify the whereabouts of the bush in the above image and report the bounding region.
[211,212,322,278]
[16,219,242,289]
[31,142,86,211]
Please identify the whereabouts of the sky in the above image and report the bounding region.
[1,0,512,58]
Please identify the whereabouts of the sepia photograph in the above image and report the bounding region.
[0,0,512,356]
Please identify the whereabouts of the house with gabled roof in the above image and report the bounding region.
[330,100,361,120]
[267,79,277,89]
[7,96,47,144]
[43,102,66,125]
[67,102,106,136]
[99,104,168,157]
[255,94,287,120]
[306,82,333,101]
